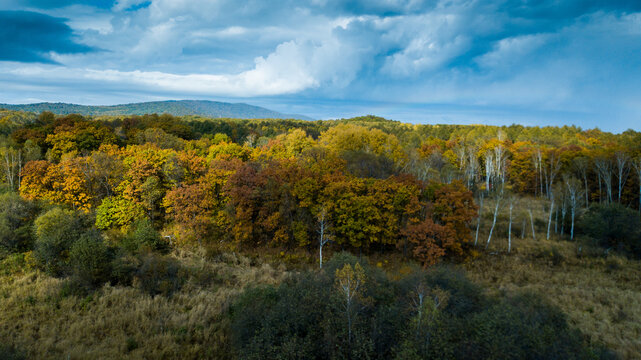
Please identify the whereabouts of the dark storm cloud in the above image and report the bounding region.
[20,0,115,9]
[0,11,93,63]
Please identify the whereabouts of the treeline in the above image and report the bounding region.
[1,111,641,266]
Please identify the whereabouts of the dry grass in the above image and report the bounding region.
[0,250,286,359]
[466,196,641,360]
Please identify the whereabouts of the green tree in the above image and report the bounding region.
[33,207,87,275]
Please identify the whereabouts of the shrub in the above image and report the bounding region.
[109,252,140,286]
[0,344,25,360]
[33,207,88,275]
[0,192,38,252]
[123,218,168,253]
[578,203,641,257]
[69,229,113,286]
[134,253,183,296]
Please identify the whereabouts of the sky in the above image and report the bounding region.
[1,0,640,132]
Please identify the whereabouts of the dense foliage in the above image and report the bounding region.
[578,203,641,257]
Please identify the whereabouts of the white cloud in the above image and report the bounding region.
[475,34,551,69]
[3,0,641,131]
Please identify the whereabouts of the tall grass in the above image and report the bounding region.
[0,250,286,359]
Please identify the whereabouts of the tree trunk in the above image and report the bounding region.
[583,174,589,206]
[546,197,554,240]
[528,209,536,241]
[570,207,575,241]
[474,194,484,247]
[486,198,500,250]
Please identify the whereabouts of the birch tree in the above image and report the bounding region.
[614,151,630,203]
[484,152,494,192]
[564,174,581,241]
[474,192,484,247]
[335,263,366,346]
[318,207,331,269]
[594,157,613,203]
[507,195,515,253]
[528,208,536,241]
[543,149,561,199]
[466,146,480,189]
[572,156,590,206]
[546,190,555,240]
[0,147,22,190]
[485,186,503,250]
[532,147,543,197]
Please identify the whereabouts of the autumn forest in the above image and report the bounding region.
[1,110,640,359]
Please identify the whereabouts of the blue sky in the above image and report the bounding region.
[1,0,640,132]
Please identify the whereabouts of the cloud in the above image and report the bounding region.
[1,0,641,131]
[0,0,116,10]
[0,11,93,63]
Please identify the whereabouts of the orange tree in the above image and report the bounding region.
[403,180,477,266]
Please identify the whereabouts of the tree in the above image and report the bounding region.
[404,218,456,266]
[474,192,484,247]
[0,147,22,190]
[614,151,630,203]
[633,157,641,213]
[69,229,112,285]
[20,159,92,211]
[429,180,477,254]
[543,149,561,199]
[572,156,590,206]
[547,190,555,240]
[95,196,146,230]
[507,194,516,253]
[163,168,232,246]
[594,157,613,203]
[578,203,641,257]
[318,206,331,269]
[33,207,87,275]
[485,188,502,250]
[319,124,407,166]
[335,262,366,346]
[564,174,582,241]
[0,192,38,252]
[528,208,536,241]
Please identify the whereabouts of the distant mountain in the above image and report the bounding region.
[0,100,314,120]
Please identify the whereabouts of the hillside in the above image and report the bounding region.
[0,100,313,120]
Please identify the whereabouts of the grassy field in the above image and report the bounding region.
[0,250,286,359]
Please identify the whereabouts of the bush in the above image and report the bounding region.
[578,203,641,257]
[134,253,183,296]
[123,218,168,253]
[0,192,38,252]
[0,344,25,360]
[69,229,113,286]
[109,252,140,286]
[33,207,88,275]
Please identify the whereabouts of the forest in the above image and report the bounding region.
[1,109,640,359]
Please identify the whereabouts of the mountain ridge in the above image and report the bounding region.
[0,100,314,120]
